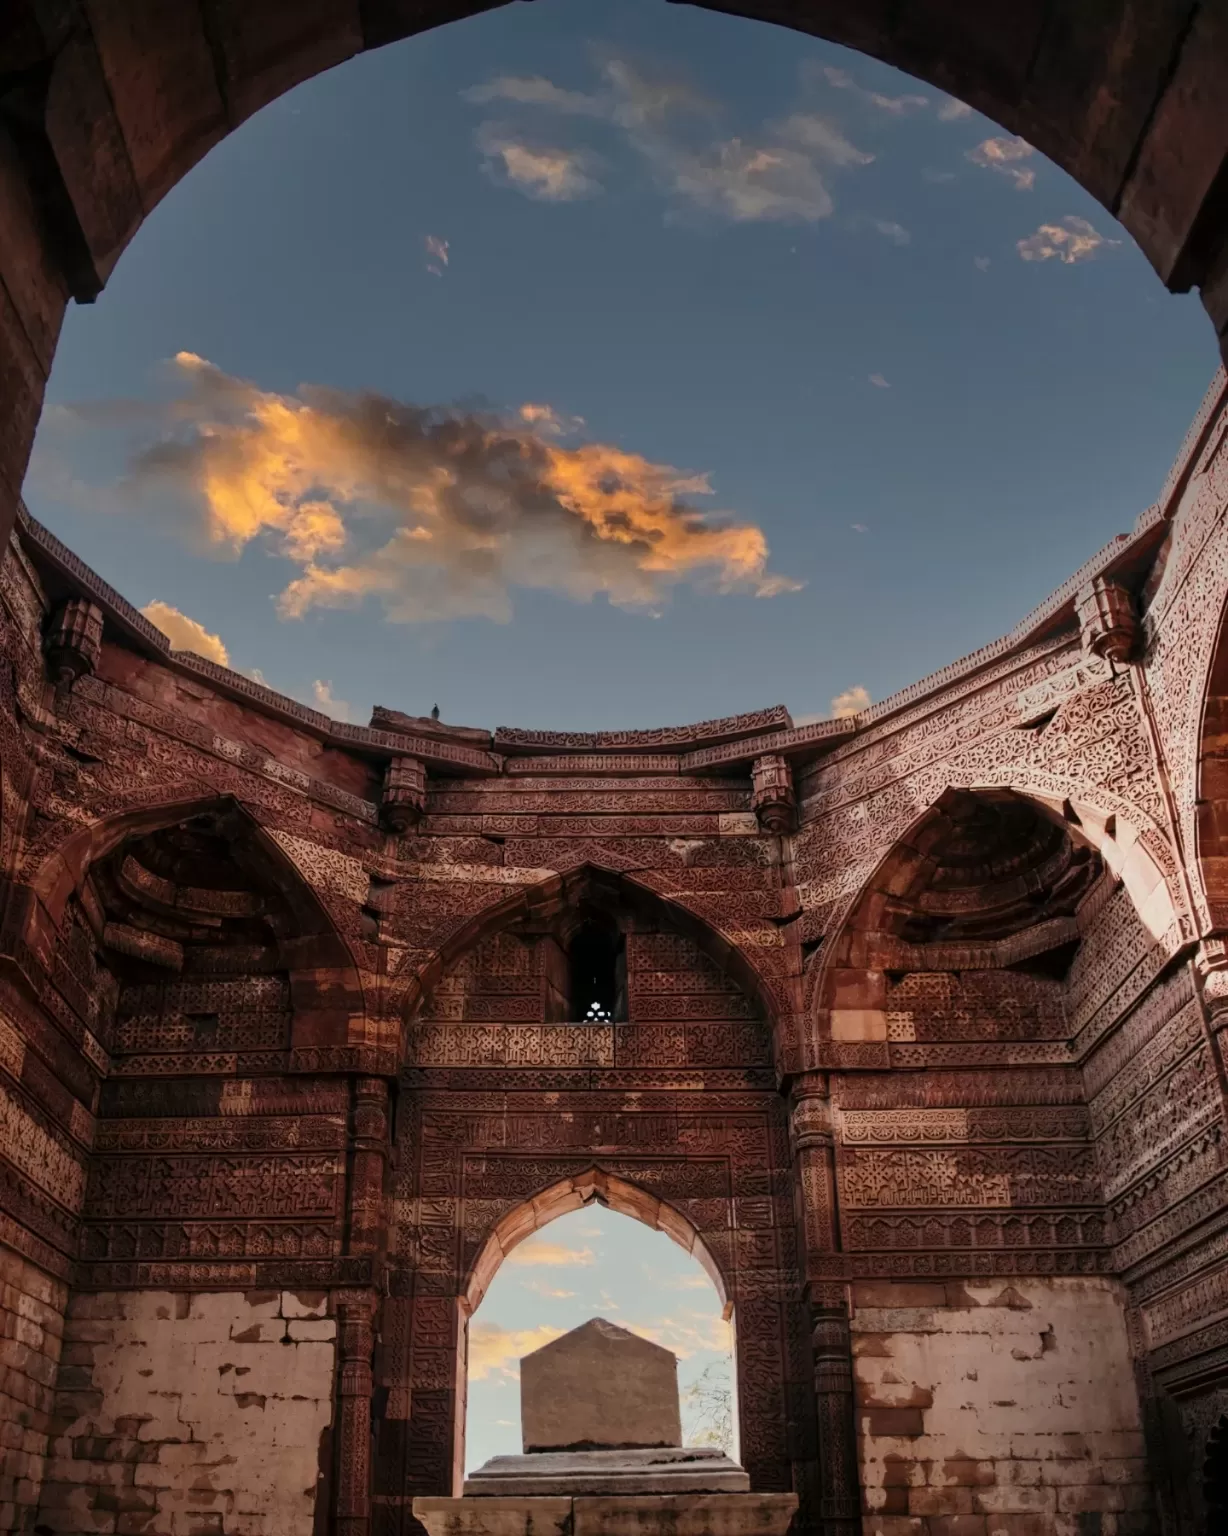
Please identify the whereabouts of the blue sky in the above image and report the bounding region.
[465,1207,733,1471]
[24,0,1217,730]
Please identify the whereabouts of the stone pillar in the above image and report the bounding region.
[334,1290,378,1536]
[43,596,103,697]
[752,754,797,834]
[790,1077,860,1536]
[381,756,427,832]
[1075,576,1138,664]
[350,1076,390,1257]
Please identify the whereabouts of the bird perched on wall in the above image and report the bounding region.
[431,704,440,721]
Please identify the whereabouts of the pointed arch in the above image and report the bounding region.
[405,860,781,1032]
[805,781,1181,1038]
[463,1166,730,1317]
[16,791,362,1041]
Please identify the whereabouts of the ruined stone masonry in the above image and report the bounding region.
[0,369,1226,1534]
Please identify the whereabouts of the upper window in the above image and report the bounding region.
[568,919,626,1023]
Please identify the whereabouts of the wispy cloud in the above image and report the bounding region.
[937,99,973,121]
[819,65,928,116]
[424,235,449,275]
[50,353,801,626]
[466,56,872,225]
[974,255,991,271]
[469,1322,564,1380]
[966,136,1035,191]
[850,522,869,533]
[625,1311,733,1358]
[522,1280,577,1298]
[476,127,602,200]
[871,219,910,246]
[311,679,350,721]
[140,600,229,665]
[831,684,871,717]
[1016,215,1119,265]
[507,1241,596,1268]
[868,374,890,389]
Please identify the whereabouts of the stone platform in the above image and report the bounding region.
[463,1448,750,1496]
[413,1493,799,1536]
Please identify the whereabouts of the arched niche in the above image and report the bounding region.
[406,860,780,1043]
[808,783,1180,1045]
[16,792,363,1051]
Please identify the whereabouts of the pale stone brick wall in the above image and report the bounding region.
[0,1246,68,1535]
[37,1290,336,1536]
[852,1276,1152,1536]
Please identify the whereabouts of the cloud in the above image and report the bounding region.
[1016,215,1119,265]
[868,374,890,388]
[818,65,927,115]
[625,1311,733,1358]
[522,1280,577,1298]
[311,679,350,721]
[850,522,869,532]
[974,255,991,271]
[424,235,449,275]
[871,219,910,245]
[966,136,1036,190]
[469,1322,564,1380]
[139,600,229,665]
[466,57,872,225]
[61,353,800,626]
[938,99,973,121]
[831,685,871,717]
[507,1241,596,1267]
[476,127,602,200]
[921,168,956,184]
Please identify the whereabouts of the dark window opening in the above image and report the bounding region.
[569,921,626,1022]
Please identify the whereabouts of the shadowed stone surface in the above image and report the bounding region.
[463,1449,751,1497]
[521,1319,682,1453]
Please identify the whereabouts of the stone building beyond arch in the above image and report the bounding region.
[5,369,1228,1533]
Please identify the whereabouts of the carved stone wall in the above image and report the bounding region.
[379,911,816,1534]
[3,372,1228,1533]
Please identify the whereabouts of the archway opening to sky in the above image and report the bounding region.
[20,0,1219,735]
[464,1205,736,1475]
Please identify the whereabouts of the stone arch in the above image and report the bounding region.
[463,1165,731,1317]
[805,782,1179,1052]
[456,1169,736,1489]
[407,859,781,1036]
[17,790,363,1048]
[2,1,1227,553]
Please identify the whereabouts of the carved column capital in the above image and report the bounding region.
[790,1075,833,1153]
[381,756,427,832]
[1075,576,1138,664]
[44,597,103,696]
[1197,939,1228,1029]
[752,753,797,834]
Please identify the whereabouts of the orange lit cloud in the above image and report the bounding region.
[424,235,449,275]
[476,128,601,200]
[506,1241,596,1268]
[139,600,229,665]
[1016,216,1118,265]
[469,1323,564,1380]
[966,136,1036,190]
[88,354,800,625]
[831,685,871,717]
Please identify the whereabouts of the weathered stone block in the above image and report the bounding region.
[520,1321,680,1453]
